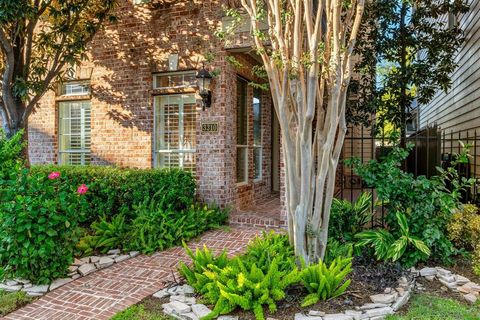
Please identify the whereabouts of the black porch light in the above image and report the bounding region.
[196,63,213,111]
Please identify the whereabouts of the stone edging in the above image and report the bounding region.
[0,249,139,297]
[156,266,480,320]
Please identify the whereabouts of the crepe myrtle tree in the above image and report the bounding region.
[0,0,115,157]
[237,0,365,262]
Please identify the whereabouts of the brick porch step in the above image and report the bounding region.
[2,227,261,320]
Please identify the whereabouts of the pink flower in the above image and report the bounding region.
[48,172,61,180]
[77,184,89,195]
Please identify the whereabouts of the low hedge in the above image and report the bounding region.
[31,165,196,223]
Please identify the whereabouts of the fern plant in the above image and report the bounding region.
[244,231,295,273]
[178,243,230,297]
[355,211,431,264]
[299,256,352,307]
[204,257,300,320]
[76,214,129,255]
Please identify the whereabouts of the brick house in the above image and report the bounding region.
[27,0,286,226]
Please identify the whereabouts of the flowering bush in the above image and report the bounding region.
[0,132,90,283]
[0,168,90,283]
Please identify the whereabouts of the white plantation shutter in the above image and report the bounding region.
[154,94,196,172]
[58,101,91,165]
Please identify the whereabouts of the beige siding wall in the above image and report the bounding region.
[419,0,480,135]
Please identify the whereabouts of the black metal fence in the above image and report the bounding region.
[335,125,480,227]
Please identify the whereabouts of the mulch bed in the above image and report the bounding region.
[139,255,479,319]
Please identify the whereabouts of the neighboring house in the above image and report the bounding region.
[419,0,480,137]
[418,0,480,181]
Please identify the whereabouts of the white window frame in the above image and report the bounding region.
[236,77,249,185]
[153,71,197,90]
[253,90,263,182]
[153,94,197,171]
[58,101,91,165]
[59,81,90,96]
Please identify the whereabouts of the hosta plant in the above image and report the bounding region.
[355,212,431,265]
[299,256,353,307]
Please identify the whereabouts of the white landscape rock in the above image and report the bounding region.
[323,314,353,320]
[180,312,199,320]
[344,310,367,320]
[96,257,114,268]
[455,275,470,286]
[357,303,390,310]
[0,284,22,292]
[369,293,398,304]
[463,293,478,304]
[153,288,170,299]
[170,295,196,305]
[163,301,191,315]
[114,255,130,263]
[129,251,140,257]
[49,278,73,291]
[217,316,239,320]
[363,306,394,318]
[107,249,121,255]
[78,263,97,276]
[294,313,310,320]
[308,310,326,316]
[392,291,411,311]
[419,267,437,277]
[23,284,49,294]
[191,304,212,318]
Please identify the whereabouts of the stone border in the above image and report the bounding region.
[0,249,139,297]
[154,266,480,320]
[415,266,480,304]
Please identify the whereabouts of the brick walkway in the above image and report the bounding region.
[3,227,260,320]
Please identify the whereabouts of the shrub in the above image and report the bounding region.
[447,204,480,275]
[31,165,196,223]
[347,145,473,266]
[330,192,372,242]
[355,212,431,266]
[0,130,24,183]
[299,256,353,307]
[0,169,89,283]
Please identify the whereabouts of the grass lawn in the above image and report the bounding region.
[111,304,175,320]
[387,294,480,320]
[0,290,33,316]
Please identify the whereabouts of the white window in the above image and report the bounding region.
[253,89,262,181]
[154,94,197,171]
[58,101,91,165]
[153,71,197,90]
[60,81,90,96]
[236,77,248,184]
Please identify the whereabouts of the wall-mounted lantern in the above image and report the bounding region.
[196,64,213,111]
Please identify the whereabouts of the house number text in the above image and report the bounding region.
[201,122,219,133]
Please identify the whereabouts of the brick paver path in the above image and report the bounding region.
[3,227,260,320]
